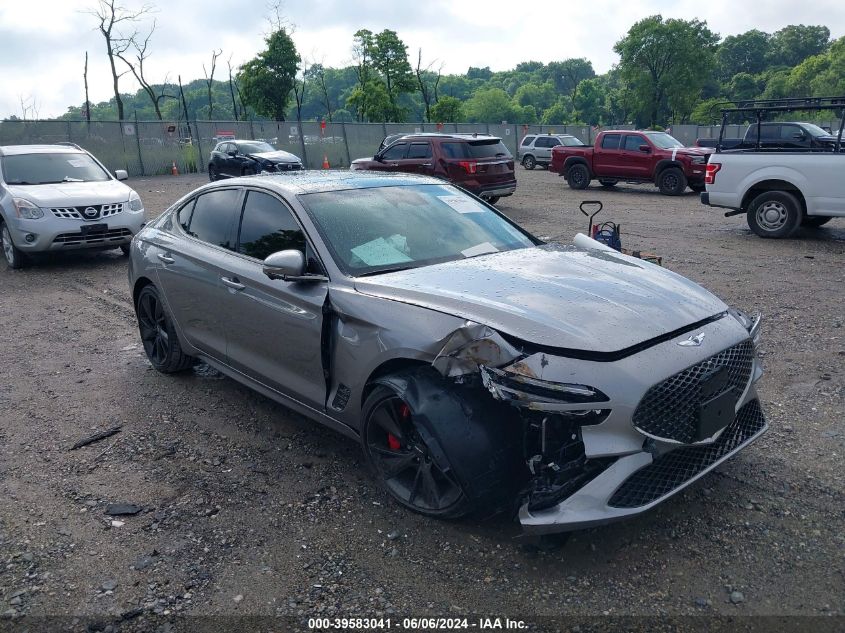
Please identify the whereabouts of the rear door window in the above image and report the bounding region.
[237,190,306,260]
[601,134,621,149]
[407,143,432,159]
[382,143,408,160]
[535,137,551,148]
[181,189,241,250]
[521,136,536,146]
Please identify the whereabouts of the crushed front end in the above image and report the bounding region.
[433,312,768,534]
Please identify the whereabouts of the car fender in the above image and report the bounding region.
[654,159,684,180]
[738,165,808,208]
[564,155,591,176]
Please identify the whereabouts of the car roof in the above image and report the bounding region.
[202,170,445,195]
[0,144,86,156]
[387,133,502,142]
[216,139,268,145]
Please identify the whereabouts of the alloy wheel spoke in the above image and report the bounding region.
[380,451,418,479]
[370,406,405,442]
[419,462,442,508]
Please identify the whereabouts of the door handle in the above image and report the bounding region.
[389,163,399,167]
[420,163,433,167]
[157,253,174,264]
[220,276,245,291]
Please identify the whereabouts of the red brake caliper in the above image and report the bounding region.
[387,403,411,450]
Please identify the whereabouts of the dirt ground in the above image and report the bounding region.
[0,169,843,631]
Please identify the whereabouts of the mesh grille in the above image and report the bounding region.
[53,228,131,245]
[633,340,754,444]
[50,203,124,220]
[609,399,766,508]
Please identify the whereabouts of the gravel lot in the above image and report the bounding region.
[0,168,843,631]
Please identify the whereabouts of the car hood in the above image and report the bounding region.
[248,150,301,163]
[353,244,728,353]
[6,180,133,206]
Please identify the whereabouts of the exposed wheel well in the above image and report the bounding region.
[564,157,590,175]
[360,358,429,410]
[654,160,684,179]
[741,180,806,214]
[132,276,154,307]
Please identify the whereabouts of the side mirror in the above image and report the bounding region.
[792,133,806,141]
[228,150,238,157]
[115,169,128,181]
[639,144,651,153]
[374,154,383,162]
[262,249,328,283]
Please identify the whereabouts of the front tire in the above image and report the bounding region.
[599,179,618,188]
[484,196,500,205]
[658,167,687,196]
[801,215,832,228]
[135,285,194,373]
[361,369,523,520]
[208,165,219,182]
[522,155,536,170]
[567,163,591,190]
[746,191,802,238]
[119,244,131,256]
[362,384,470,518]
[1,221,27,270]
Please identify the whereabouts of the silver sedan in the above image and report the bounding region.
[127,171,767,534]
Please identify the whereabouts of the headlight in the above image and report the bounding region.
[13,197,43,219]
[730,307,762,345]
[128,191,144,212]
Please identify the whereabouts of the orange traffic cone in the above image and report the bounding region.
[171,160,179,176]
[322,155,330,169]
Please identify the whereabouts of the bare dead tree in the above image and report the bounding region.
[227,54,239,121]
[292,58,309,125]
[177,75,192,139]
[89,0,155,121]
[265,0,293,34]
[203,49,222,120]
[415,49,443,123]
[310,64,333,122]
[116,20,175,120]
[83,52,91,125]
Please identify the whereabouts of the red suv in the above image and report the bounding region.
[351,133,516,204]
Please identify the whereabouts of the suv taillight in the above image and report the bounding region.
[705,162,721,185]
[458,160,477,174]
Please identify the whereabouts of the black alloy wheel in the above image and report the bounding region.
[135,285,193,373]
[363,391,465,516]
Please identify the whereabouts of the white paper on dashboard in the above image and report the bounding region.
[437,195,484,213]
[461,242,499,258]
[351,237,414,266]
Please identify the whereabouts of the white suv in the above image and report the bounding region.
[0,144,145,269]
[518,133,586,170]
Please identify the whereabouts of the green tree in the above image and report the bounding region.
[371,30,415,121]
[726,72,762,101]
[572,78,607,125]
[541,99,573,125]
[237,29,299,121]
[717,30,771,80]
[808,37,845,95]
[346,80,393,122]
[614,15,719,126]
[429,96,463,123]
[768,25,830,67]
[463,88,517,123]
[514,82,556,112]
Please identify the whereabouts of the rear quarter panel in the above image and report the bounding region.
[550,146,593,174]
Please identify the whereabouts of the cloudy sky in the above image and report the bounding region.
[1,0,843,119]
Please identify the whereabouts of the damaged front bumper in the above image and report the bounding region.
[432,314,768,534]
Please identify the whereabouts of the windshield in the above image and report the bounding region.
[0,152,110,185]
[299,184,536,276]
[645,132,684,149]
[561,137,586,146]
[802,124,832,137]
[238,142,275,154]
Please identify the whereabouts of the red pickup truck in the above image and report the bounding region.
[549,130,712,195]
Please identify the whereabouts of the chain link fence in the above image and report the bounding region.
[1,118,841,177]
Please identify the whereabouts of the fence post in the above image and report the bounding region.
[249,118,255,140]
[134,112,146,177]
[194,120,205,173]
[341,122,351,166]
[296,120,309,168]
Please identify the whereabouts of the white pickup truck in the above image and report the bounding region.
[700,97,844,238]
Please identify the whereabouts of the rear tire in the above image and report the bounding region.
[746,191,802,239]
[485,196,500,205]
[135,285,194,373]
[522,155,536,170]
[119,244,131,256]
[689,183,706,193]
[801,215,832,228]
[1,221,27,270]
[567,163,590,190]
[658,167,687,196]
[599,179,618,188]
[208,165,218,182]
